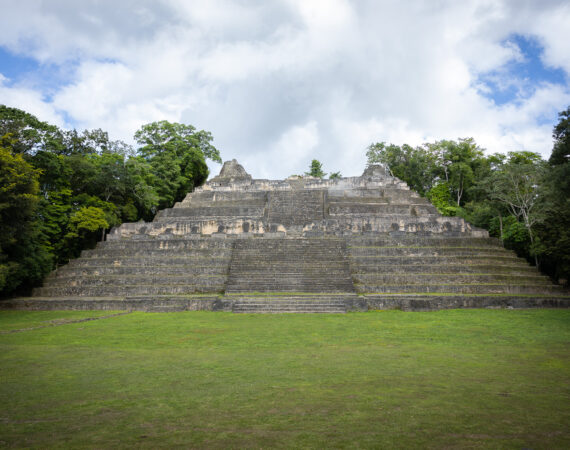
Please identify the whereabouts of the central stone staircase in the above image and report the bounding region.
[226,238,354,293]
[224,237,356,313]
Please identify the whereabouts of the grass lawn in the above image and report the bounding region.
[0,309,568,448]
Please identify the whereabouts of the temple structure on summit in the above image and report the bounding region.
[109,159,488,239]
[5,160,567,313]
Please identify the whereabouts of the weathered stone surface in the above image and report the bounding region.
[210,159,252,183]
[4,159,567,313]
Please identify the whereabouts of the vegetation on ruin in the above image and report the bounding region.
[0,309,568,448]
[305,159,327,178]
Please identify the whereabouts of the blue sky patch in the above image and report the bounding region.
[477,34,567,106]
[0,46,77,96]
[0,47,39,84]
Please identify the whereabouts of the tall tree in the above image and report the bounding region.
[482,152,545,266]
[0,105,65,155]
[366,142,438,196]
[134,121,221,208]
[0,138,52,294]
[550,106,570,166]
[431,138,486,206]
[534,106,570,283]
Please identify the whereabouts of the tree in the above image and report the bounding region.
[134,121,221,208]
[550,106,569,166]
[125,156,159,220]
[533,106,570,283]
[329,171,342,180]
[0,139,52,294]
[428,138,486,206]
[366,142,438,196]
[426,182,457,216]
[305,159,326,178]
[61,128,134,156]
[0,105,65,155]
[0,109,226,295]
[482,152,545,266]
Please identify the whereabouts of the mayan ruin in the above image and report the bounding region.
[5,159,565,313]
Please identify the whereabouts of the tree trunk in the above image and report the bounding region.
[498,212,503,243]
[522,213,539,269]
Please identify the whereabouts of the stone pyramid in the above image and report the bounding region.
[6,159,568,312]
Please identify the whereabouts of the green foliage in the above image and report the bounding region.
[481,154,544,233]
[329,171,342,180]
[65,206,109,239]
[427,138,487,206]
[499,216,531,256]
[134,120,219,208]
[366,127,570,281]
[305,159,326,178]
[0,142,52,294]
[533,108,570,283]
[0,107,222,295]
[134,121,221,163]
[426,182,457,216]
[367,142,438,196]
[457,201,498,230]
[550,106,569,166]
[0,105,65,154]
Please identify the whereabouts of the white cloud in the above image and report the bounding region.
[0,76,67,127]
[241,120,320,179]
[0,0,568,179]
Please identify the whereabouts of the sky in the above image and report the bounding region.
[0,0,569,180]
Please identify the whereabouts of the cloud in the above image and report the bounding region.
[0,75,66,127]
[0,0,568,179]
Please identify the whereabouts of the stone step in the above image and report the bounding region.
[355,283,564,295]
[226,285,354,293]
[349,255,526,265]
[156,206,265,219]
[352,273,552,285]
[66,256,230,268]
[33,284,225,297]
[97,239,234,250]
[49,265,229,278]
[348,247,517,257]
[180,191,268,205]
[44,274,226,287]
[362,294,570,311]
[330,188,420,201]
[226,267,352,274]
[329,204,438,215]
[230,296,350,313]
[350,263,538,275]
[2,296,221,312]
[79,248,232,258]
[348,237,502,247]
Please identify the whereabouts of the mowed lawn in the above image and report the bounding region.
[0,309,568,449]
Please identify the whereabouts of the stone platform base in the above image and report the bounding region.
[2,294,569,313]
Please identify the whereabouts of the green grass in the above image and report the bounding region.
[0,309,568,448]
